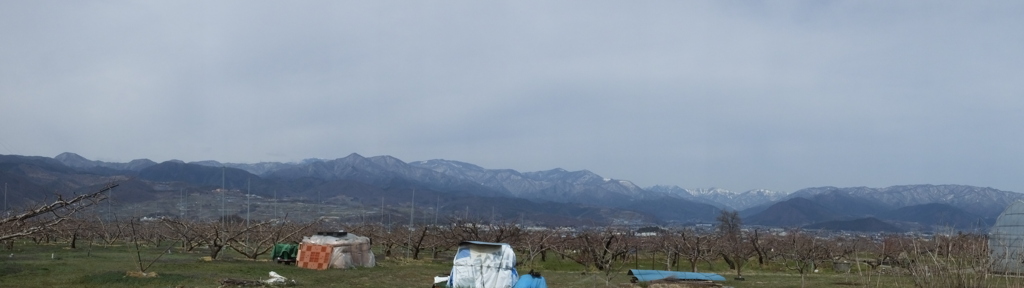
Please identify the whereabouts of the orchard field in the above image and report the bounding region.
[3,186,1024,288]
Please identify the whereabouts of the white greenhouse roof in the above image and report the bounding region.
[990,200,1024,274]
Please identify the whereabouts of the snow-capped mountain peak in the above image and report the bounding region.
[645,186,788,211]
[689,187,737,196]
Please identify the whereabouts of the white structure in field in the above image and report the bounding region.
[990,200,1024,273]
[298,232,375,269]
[447,241,519,288]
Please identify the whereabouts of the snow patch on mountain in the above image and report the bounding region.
[646,185,789,211]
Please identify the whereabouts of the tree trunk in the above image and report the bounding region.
[209,244,224,259]
[735,258,745,278]
[721,253,736,270]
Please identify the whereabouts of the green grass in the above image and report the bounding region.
[1,241,1021,288]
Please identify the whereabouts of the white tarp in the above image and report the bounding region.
[447,241,518,288]
[300,233,376,269]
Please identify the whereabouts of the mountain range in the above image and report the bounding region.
[0,152,1019,231]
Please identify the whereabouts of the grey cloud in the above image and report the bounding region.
[1,1,1023,193]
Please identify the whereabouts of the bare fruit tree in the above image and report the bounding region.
[160,218,207,252]
[906,233,992,288]
[559,228,632,272]
[226,218,322,260]
[0,183,116,242]
[717,210,755,279]
[405,224,434,260]
[517,228,560,268]
[440,217,523,244]
[161,215,285,260]
[778,229,831,288]
[679,228,718,272]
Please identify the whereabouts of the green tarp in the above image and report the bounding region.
[272,243,298,262]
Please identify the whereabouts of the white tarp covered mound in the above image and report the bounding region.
[300,232,375,269]
[447,241,518,288]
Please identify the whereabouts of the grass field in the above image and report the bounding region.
[1,240,1020,288]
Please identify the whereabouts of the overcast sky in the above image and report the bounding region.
[2,1,1023,193]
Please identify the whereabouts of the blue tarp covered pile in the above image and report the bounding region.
[627,269,726,283]
[512,272,548,288]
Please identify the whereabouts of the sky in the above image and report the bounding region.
[2,1,1023,193]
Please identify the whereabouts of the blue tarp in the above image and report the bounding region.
[512,274,547,288]
[627,269,726,282]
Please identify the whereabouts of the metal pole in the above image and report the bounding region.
[108,185,113,221]
[411,189,415,227]
[246,178,250,227]
[408,189,415,258]
[221,166,225,223]
[246,178,250,257]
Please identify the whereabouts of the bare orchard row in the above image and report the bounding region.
[0,184,998,288]
[6,212,990,273]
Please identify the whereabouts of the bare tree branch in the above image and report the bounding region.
[0,183,116,242]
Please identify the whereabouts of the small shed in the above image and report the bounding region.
[991,201,1024,274]
[296,231,375,270]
